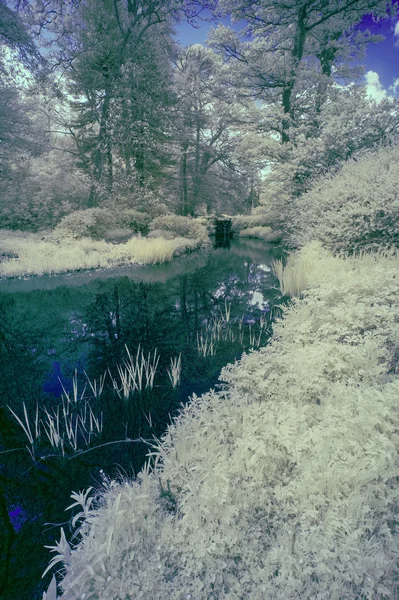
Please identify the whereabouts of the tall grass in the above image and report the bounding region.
[0,231,201,278]
[196,303,274,357]
[109,344,160,398]
[271,253,309,298]
[8,348,185,463]
[167,354,182,388]
[8,370,104,460]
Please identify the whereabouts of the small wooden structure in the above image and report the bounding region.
[214,218,232,242]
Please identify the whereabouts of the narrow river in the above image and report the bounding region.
[0,237,287,600]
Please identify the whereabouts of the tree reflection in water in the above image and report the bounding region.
[0,238,288,600]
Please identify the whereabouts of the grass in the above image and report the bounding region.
[167,354,182,388]
[9,346,184,461]
[195,305,273,357]
[0,230,203,278]
[271,253,310,298]
[8,370,104,460]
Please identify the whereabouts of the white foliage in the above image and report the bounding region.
[290,146,399,254]
[45,242,399,599]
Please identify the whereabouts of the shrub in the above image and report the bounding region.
[146,203,171,218]
[290,146,399,254]
[239,226,282,242]
[230,214,271,233]
[54,208,117,240]
[0,150,90,232]
[147,229,176,240]
[150,215,209,243]
[115,209,151,235]
[103,228,134,242]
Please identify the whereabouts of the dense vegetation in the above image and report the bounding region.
[1,0,399,598]
[1,0,398,234]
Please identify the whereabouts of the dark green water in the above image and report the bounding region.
[0,238,287,600]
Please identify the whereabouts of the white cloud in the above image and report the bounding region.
[364,70,388,102]
[389,78,399,95]
[394,21,399,47]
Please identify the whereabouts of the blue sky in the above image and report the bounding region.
[174,9,399,101]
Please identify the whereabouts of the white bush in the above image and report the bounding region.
[150,215,209,243]
[230,213,271,233]
[239,226,282,242]
[44,241,399,599]
[290,146,399,254]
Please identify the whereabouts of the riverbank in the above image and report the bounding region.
[0,229,206,279]
[44,240,399,600]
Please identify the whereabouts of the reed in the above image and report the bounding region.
[110,344,161,399]
[271,255,309,298]
[8,373,103,459]
[84,371,106,399]
[167,354,182,388]
[0,232,201,278]
[196,331,216,357]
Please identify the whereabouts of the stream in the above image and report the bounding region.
[0,237,287,600]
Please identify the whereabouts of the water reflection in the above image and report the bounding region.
[0,238,287,600]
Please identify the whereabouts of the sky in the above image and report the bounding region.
[174,8,399,102]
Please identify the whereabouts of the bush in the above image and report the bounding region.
[147,229,176,240]
[290,146,399,254]
[103,228,135,242]
[231,214,271,233]
[239,226,282,242]
[146,203,171,218]
[53,208,117,240]
[115,209,151,235]
[0,150,90,231]
[150,215,209,243]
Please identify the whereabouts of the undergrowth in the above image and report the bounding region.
[42,240,399,600]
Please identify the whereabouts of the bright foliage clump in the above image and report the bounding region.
[239,225,282,242]
[149,215,209,243]
[44,241,399,599]
[289,147,399,254]
[54,208,118,240]
[230,213,271,232]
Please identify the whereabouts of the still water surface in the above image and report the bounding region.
[0,238,287,600]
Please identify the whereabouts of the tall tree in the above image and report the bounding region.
[39,0,183,204]
[0,3,43,180]
[208,0,396,143]
[172,44,257,215]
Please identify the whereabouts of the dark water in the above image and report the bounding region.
[0,238,287,600]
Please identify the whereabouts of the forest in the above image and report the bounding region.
[0,0,398,248]
[1,1,399,599]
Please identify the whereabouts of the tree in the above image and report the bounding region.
[0,2,38,67]
[171,44,258,215]
[258,83,399,219]
[208,0,396,143]
[38,0,187,205]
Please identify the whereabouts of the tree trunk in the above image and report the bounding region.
[281,5,308,143]
[191,120,201,214]
[179,142,189,215]
[135,125,145,187]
